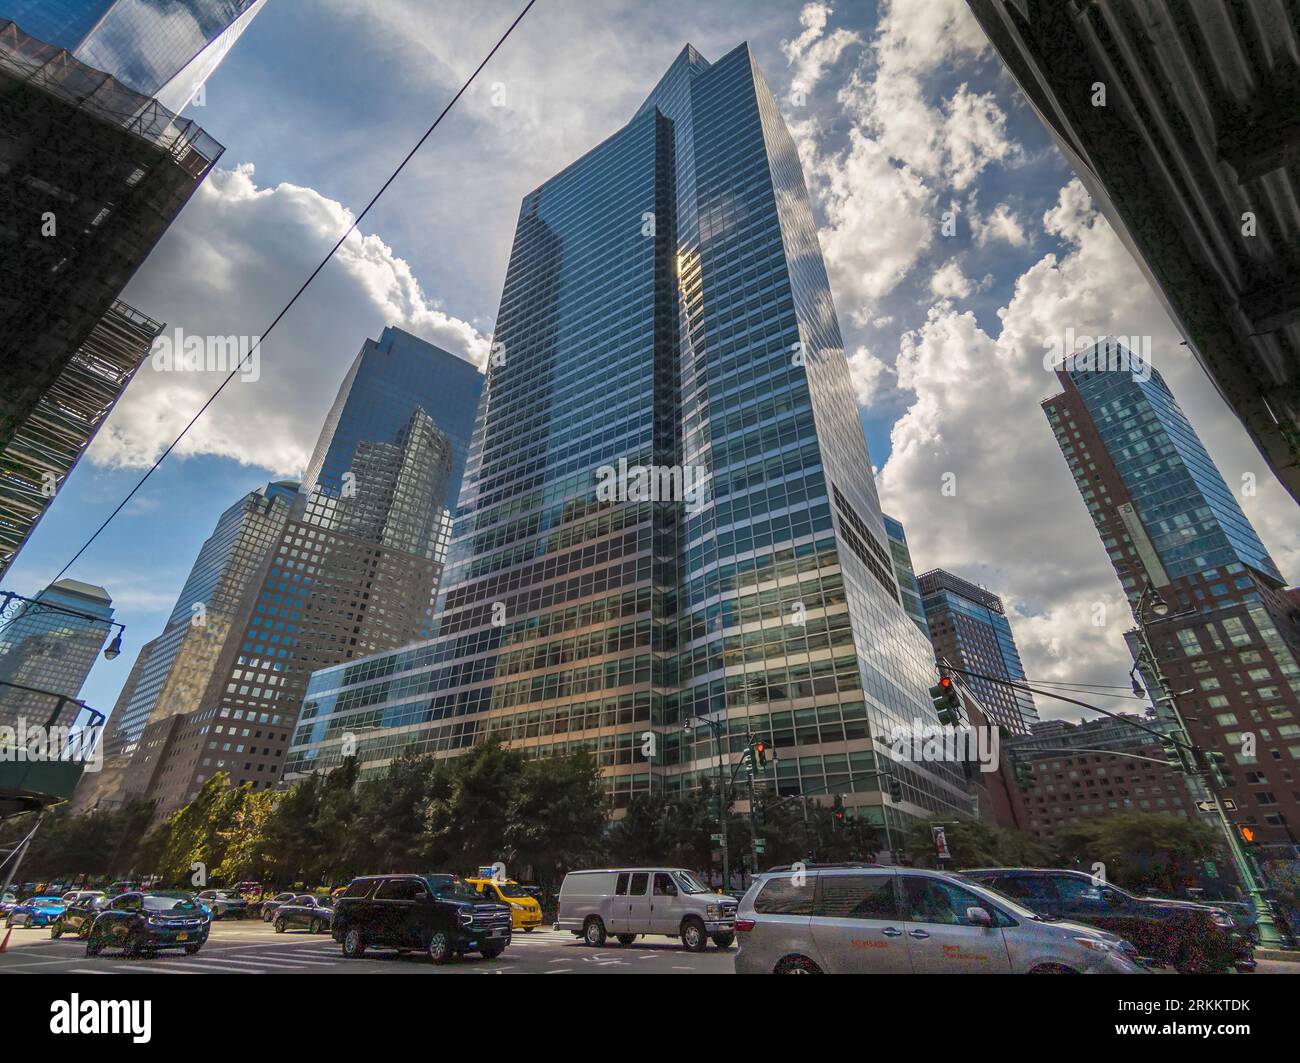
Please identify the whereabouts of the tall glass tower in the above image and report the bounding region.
[1045,344,1300,844]
[8,0,268,112]
[287,45,972,848]
[0,579,114,731]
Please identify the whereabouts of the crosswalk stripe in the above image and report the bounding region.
[193,955,310,969]
[227,953,338,966]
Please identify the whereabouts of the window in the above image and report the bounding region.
[989,874,1054,906]
[653,873,677,897]
[375,878,425,901]
[753,876,814,915]
[903,877,993,926]
[1054,875,1104,904]
[628,872,649,896]
[816,874,898,920]
[615,873,630,897]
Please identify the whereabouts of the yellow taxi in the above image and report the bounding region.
[467,878,543,931]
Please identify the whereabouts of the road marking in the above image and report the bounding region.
[188,955,308,970]
[228,954,338,967]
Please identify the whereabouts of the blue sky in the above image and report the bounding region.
[4,0,1295,724]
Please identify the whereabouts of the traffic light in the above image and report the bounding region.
[754,740,768,771]
[1159,733,1192,773]
[1237,825,1258,848]
[886,776,903,803]
[831,794,846,831]
[930,676,962,726]
[741,745,755,777]
[1192,746,1230,788]
[755,802,767,828]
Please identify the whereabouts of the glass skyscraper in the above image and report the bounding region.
[0,578,114,731]
[917,569,1038,735]
[8,0,268,112]
[1045,342,1300,845]
[883,514,928,633]
[287,44,972,849]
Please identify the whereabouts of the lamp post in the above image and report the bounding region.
[1131,580,1284,948]
[685,714,730,891]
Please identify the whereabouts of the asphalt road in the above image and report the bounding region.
[0,918,737,975]
[1,919,1296,975]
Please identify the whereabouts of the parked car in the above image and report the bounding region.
[52,894,110,939]
[196,889,249,920]
[261,891,298,922]
[466,877,543,931]
[5,895,66,929]
[734,863,1143,974]
[274,894,334,934]
[961,868,1254,973]
[107,881,140,896]
[85,892,210,957]
[331,874,512,963]
[556,868,737,951]
[61,889,105,906]
[0,891,19,917]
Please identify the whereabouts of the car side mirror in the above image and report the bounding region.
[966,906,993,928]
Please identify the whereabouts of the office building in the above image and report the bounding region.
[883,514,928,633]
[0,579,114,731]
[918,568,1039,735]
[969,0,1300,503]
[8,0,268,112]
[130,331,480,820]
[1044,342,1300,844]
[287,44,974,852]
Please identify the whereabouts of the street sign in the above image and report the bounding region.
[710,833,722,843]
[1194,799,1237,813]
[932,825,950,861]
[754,839,766,853]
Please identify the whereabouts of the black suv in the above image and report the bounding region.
[962,868,1255,973]
[332,874,513,964]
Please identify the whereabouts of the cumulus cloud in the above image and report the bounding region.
[846,346,893,406]
[782,2,861,99]
[877,182,1298,716]
[970,200,1028,247]
[91,164,487,475]
[929,259,974,300]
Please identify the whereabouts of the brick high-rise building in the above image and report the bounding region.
[1044,342,1300,846]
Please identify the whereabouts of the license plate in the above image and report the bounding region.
[490,928,506,937]
[177,933,188,941]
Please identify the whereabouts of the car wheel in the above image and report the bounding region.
[184,943,202,955]
[616,933,637,946]
[480,943,505,960]
[85,929,105,957]
[712,932,735,949]
[775,955,823,974]
[583,917,607,947]
[427,931,453,964]
[524,926,534,933]
[341,926,366,958]
[680,917,708,953]
[262,911,272,923]
[50,919,64,940]
[309,918,323,934]
[274,918,286,934]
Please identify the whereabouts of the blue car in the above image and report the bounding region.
[5,895,66,929]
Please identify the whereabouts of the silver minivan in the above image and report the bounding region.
[734,865,1144,974]
[556,868,737,951]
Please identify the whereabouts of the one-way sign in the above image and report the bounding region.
[1195,798,1237,812]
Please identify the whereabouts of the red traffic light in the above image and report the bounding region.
[939,677,954,691]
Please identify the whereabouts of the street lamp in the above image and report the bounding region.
[685,714,730,891]
[1131,579,1284,948]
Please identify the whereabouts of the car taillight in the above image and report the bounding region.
[735,918,756,932]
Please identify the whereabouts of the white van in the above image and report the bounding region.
[556,868,737,951]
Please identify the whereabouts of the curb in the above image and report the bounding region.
[1256,947,1300,963]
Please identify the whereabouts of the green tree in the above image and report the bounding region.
[1053,812,1218,894]
[504,750,607,890]
[903,816,1051,869]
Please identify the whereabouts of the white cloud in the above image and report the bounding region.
[970,200,1028,247]
[846,346,893,406]
[782,2,861,99]
[878,181,1298,716]
[929,259,974,300]
[91,164,487,475]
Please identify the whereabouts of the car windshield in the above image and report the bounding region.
[143,896,201,913]
[429,880,481,904]
[495,883,530,899]
[674,872,709,894]
[30,897,62,905]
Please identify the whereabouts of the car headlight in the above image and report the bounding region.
[706,905,721,918]
[1209,909,1235,929]
[458,910,473,925]
[1073,936,1116,954]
